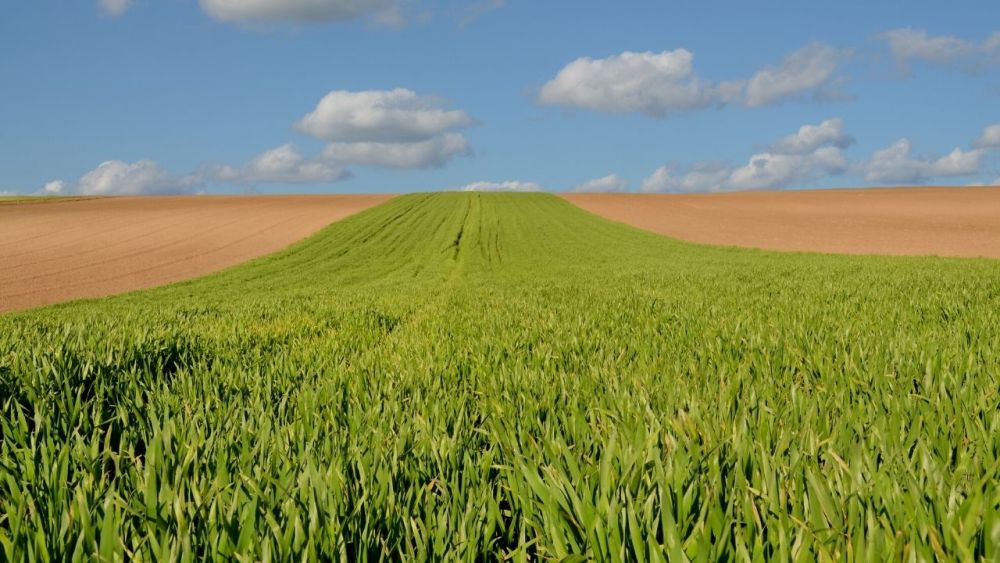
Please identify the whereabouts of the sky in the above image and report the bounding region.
[2,0,999,195]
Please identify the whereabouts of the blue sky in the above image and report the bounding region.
[2,0,999,195]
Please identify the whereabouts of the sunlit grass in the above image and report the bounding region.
[0,195,90,205]
[2,193,999,560]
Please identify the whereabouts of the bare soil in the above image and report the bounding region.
[563,187,1000,259]
[0,195,391,313]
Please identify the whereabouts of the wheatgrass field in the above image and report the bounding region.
[2,193,999,560]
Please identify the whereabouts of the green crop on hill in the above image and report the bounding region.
[2,193,1000,561]
[0,196,87,205]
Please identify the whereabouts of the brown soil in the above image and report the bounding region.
[563,187,1000,259]
[0,195,391,313]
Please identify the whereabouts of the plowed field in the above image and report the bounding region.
[0,195,391,312]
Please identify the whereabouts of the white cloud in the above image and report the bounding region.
[641,163,732,193]
[538,50,740,116]
[642,118,851,193]
[204,144,348,184]
[973,124,1000,149]
[769,118,854,154]
[539,43,850,116]
[862,139,984,184]
[879,28,1000,73]
[988,33,1000,52]
[99,0,130,16]
[880,29,976,65]
[199,0,399,24]
[646,121,995,193]
[571,174,628,193]
[293,89,474,171]
[727,147,847,190]
[40,181,67,195]
[322,133,470,169]
[79,161,198,195]
[295,89,473,143]
[42,160,201,196]
[459,181,543,192]
[745,43,849,107]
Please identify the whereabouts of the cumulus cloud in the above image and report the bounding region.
[458,181,543,192]
[203,144,348,184]
[77,161,198,195]
[538,50,742,116]
[39,181,67,195]
[50,147,351,195]
[99,0,131,16]
[644,120,1000,193]
[880,29,976,65]
[294,89,475,170]
[879,28,1000,73]
[861,139,984,184]
[642,118,851,193]
[988,33,1000,51]
[41,160,201,196]
[726,147,848,190]
[974,124,1000,149]
[745,43,849,107]
[199,0,400,24]
[769,118,854,154]
[539,43,849,116]
[295,89,473,143]
[571,174,628,192]
[322,133,470,169]
[641,163,732,193]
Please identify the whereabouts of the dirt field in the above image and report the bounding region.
[0,195,391,313]
[564,187,1000,259]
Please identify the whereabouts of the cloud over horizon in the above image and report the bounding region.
[42,144,352,195]
[571,174,629,193]
[42,160,202,196]
[21,22,1000,196]
[35,86,482,194]
[861,139,984,184]
[458,180,543,192]
[202,144,349,184]
[642,119,852,193]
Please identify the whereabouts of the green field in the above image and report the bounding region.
[0,196,87,205]
[0,196,38,205]
[2,193,999,560]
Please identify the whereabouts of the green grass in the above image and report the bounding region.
[2,192,1000,560]
[0,195,89,205]
[0,196,37,204]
